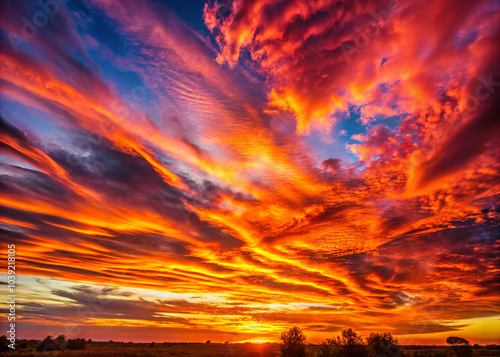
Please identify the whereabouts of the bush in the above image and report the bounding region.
[341,328,367,357]
[0,335,10,352]
[433,353,448,357]
[320,329,370,357]
[37,336,64,352]
[280,326,307,357]
[321,338,341,357]
[366,332,401,357]
[17,340,29,349]
[67,338,86,350]
[36,336,86,351]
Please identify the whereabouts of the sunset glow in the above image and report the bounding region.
[0,0,499,345]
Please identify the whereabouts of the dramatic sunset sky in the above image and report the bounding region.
[1,0,499,345]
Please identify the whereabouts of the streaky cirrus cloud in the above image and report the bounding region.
[0,0,499,344]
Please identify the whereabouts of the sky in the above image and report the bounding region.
[0,0,499,345]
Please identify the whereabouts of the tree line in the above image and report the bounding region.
[0,329,476,356]
[280,326,474,357]
[0,334,86,352]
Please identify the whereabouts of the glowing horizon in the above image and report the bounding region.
[1,0,499,345]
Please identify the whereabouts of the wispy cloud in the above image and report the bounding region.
[0,0,499,344]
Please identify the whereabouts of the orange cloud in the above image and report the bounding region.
[0,0,498,345]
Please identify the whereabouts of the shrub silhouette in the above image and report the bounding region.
[340,328,365,356]
[320,328,368,357]
[17,340,29,349]
[446,336,472,357]
[37,336,63,352]
[67,338,86,350]
[280,326,307,357]
[366,332,401,357]
[433,353,447,357]
[206,340,211,344]
[36,335,85,351]
[0,335,10,352]
[320,337,341,357]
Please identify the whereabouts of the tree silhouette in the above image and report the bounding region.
[446,336,472,357]
[280,326,307,357]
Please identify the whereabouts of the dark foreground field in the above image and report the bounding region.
[2,343,499,357]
